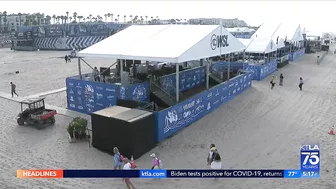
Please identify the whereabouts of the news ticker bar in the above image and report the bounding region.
[16,169,320,178]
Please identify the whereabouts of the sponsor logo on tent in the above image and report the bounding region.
[210,34,229,50]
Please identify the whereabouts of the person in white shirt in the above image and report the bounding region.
[123,158,136,189]
[207,144,216,166]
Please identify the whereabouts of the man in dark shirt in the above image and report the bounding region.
[10,82,18,97]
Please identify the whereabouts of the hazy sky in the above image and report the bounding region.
[1,1,335,33]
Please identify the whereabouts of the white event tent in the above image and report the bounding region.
[245,38,277,54]
[238,38,252,48]
[78,24,246,102]
[252,22,303,49]
[79,25,245,62]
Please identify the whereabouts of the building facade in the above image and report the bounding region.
[188,18,248,27]
[0,13,48,32]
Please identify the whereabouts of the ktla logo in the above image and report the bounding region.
[300,144,320,169]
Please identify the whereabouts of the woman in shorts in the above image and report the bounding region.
[123,158,136,189]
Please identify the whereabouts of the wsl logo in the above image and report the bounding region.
[300,144,320,171]
[210,34,229,50]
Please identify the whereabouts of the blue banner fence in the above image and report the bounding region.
[289,48,305,62]
[159,66,206,96]
[156,71,253,142]
[159,62,248,96]
[245,59,277,81]
[211,62,247,77]
[66,76,150,114]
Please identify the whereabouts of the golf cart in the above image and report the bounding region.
[16,97,57,129]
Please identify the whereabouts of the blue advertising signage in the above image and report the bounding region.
[46,25,63,37]
[66,77,150,114]
[117,82,150,102]
[290,48,305,62]
[66,78,117,114]
[130,81,150,102]
[211,62,247,76]
[156,72,253,142]
[160,67,206,96]
[245,59,277,81]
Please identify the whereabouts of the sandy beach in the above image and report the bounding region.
[0,48,335,189]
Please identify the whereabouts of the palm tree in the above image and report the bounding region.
[104,14,107,22]
[140,16,143,24]
[89,14,92,22]
[56,16,60,24]
[3,11,7,32]
[69,17,72,23]
[123,15,126,23]
[97,15,103,22]
[52,15,56,24]
[66,11,69,23]
[83,18,86,22]
[31,14,37,25]
[145,15,148,24]
[111,13,113,22]
[24,15,29,26]
[86,16,90,22]
[117,15,120,23]
[36,13,41,25]
[129,15,133,23]
[45,15,51,25]
[78,16,83,22]
[134,15,138,24]
[114,19,118,23]
[107,13,111,23]
[0,12,2,32]
[73,12,77,22]
[18,13,22,27]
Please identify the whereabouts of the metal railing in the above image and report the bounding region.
[150,80,177,102]
[138,101,157,111]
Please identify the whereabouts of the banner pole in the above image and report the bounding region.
[176,63,179,102]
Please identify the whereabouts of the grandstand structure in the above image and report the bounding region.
[11,22,128,50]
[9,21,255,51]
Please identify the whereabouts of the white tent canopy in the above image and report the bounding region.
[252,22,304,49]
[245,38,277,53]
[78,25,246,63]
[238,38,252,48]
[273,23,303,43]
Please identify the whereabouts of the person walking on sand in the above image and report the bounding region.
[299,77,304,91]
[270,76,276,89]
[123,158,136,189]
[150,153,163,169]
[10,82,18,97]
[207,144,216,166]
[65,55,68,63]
[279,74,284,86]
[209,146,222,180]
[209,147,222,170]
[113,147,123,170]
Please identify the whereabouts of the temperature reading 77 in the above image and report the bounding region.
[302,152,319,165]
[288,171,297,176]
